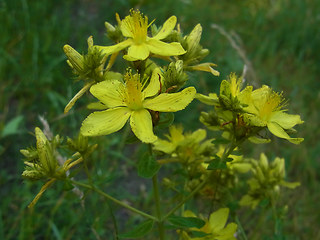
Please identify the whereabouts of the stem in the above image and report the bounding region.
[163,177,208,220]
[152,175,165,240]
[64,82,93,114]
[71,180,157,221]
[235,216,248,240]
[28,178,56,208]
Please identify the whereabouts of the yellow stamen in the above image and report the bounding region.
[124,72,144,110]
[259,91,283,121]
[122,10,148,44]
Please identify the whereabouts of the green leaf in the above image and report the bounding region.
[207,160,227,170]
[138,153,161,178]
[167,216,205,229]
[118,219,154,239]
[190,231,211,238]
[212,138,230,145]
[1,115,24,138]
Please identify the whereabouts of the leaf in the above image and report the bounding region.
[207,160,227,170]
[118,219,154,239]
[1,115,24,138]
[167,216,205,229]
[190,231,211,238]
[138,153,161,178]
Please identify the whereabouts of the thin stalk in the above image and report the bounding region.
[163,177,208,220]
[64,82,93,114]
[71,180,157,221]
[235,216,248,240]
[28,178,56,208]
[152,175,165,240]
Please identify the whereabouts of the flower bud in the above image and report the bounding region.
[63,45,84,73]
[105,21,116,32]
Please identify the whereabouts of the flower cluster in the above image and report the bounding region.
[240,153,300,209]
[198,73,304,144]
[20,9,304,239]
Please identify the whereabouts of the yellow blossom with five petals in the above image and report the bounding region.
[97,10,186,61]
[80,69,196,143]
[244,85,304,144]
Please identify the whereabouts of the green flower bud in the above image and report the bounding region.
[162,60,188,92]
[67,133,89,154]
[21,127,66,181]
[105,21,115,32]
[241,153,299,209]
[63,45,84,73]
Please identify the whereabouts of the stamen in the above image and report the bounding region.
[124,72,144,110]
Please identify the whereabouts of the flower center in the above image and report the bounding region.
[259,91,283,121]
[122,10,148,44]
[124,72,144,110]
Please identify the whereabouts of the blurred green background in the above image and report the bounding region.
[1,0,319,239]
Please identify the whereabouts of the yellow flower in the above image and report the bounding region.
[244,85,304,144]
[182,208,237,240]
[97,10,186,61]
[80,69,196,143]
[153,125,207,154]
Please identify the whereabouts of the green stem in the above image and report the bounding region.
[163,177,208,220]
[152,175,165,240]
[71,180,157,221]
[235,216,248,240]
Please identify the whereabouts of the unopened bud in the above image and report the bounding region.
[105,21,116,32]
[63,45,84,73]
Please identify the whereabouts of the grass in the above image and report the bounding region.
[1,0,319,239]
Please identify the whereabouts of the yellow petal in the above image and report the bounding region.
[143,87,196,112]
[130,109,157,143]
[147,39,186,56]
[96,39,132,55]
[81,107,131,136]
[216,223,237,240]
[195,93,219,105]
[186,24,202,50]
[209,208,229,232]
[127,44,150,60]
[270,111,303,129]
[153,16,177,40]
[143,68,161,98]
[123,54,140,61]
[189,63,220,76]
[119,17,134,38]
[190,129,206,142]
[90,80,126,108]
[153,139,176,153]
[87,101,108,110]
[267,122,303,144]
